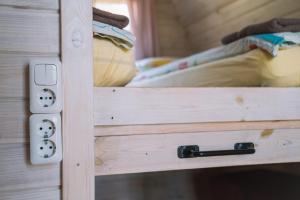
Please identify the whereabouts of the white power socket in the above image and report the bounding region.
[30,114,62,165]
[30,59,62,113]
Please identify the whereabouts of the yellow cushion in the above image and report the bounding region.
[261,46,300,87]
[93,37,136,87]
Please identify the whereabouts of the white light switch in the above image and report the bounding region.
[30,59,62,113]
[34,64,57,86]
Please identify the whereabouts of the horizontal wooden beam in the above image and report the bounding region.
[94,88,300,126]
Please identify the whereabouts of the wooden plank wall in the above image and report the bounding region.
[172,0,300,52]
[0,0,61,199]
[154,0,193,57]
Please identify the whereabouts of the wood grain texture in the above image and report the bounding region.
[154,0,193,57]
[180,0,300,51]
[0,99,29,143]
[0,187,61,200]
[0,2,61,200]
[95,121,300,136]
[0,54,59,98]
[94,88,300,126]
[0,0,59,10]
[95,129,300,175]
[0,143,60,192]
[61,0,94,199]
[0,6,59,53]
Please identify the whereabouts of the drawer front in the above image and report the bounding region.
[95,129,300,175]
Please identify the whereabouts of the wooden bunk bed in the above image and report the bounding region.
[61,0,300,200]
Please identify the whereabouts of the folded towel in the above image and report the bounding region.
[93,7,129,29]
[222,18,300,44]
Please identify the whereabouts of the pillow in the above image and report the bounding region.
[93,37,137,87]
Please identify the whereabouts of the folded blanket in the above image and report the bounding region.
[127,46,300,88]
[222,18,300,44]
[93,7,129,29]
[131,32,300,82]
[93,21,135,50]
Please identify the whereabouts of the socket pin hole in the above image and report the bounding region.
[40,127,43,130]
[111,116,114,120]
[40,97,43,100]
[49,146,53,149]
[49,127,52,130]
[40,147,43,150]
[49,97,52,100]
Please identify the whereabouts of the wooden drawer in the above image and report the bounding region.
[95,129,300,175]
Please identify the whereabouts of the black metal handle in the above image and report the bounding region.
[178,143,255,159]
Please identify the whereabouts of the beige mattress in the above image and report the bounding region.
[127,46,300,87]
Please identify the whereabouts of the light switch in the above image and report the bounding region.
[45,64,57,85]
[34,64,57,86]
[30,59,62,113]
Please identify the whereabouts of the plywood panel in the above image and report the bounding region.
[95,129,300,175]
[0,187,61,200]
[94,88,300,126]
[0,6,59,53]
[0,0,59,10]
[0,143,60,192]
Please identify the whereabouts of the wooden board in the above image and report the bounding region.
[0,143,60,192]
[185,0,300,50]
[0,99,28,143]
[0,6,59,53]
[154,0,193,57]
[94,88,300,126]
[61,0,94,199]
[0,0,59,10]
[95,121,300,136]
[0,54,59,98]
[0,187,61,200]
[95,129,300,175]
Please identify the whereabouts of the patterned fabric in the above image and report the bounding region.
[130,32,300,83]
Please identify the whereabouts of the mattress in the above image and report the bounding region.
[127,46,300,87]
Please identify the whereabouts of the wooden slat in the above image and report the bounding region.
[0,187,61,200]
[94,88,300,126]
[0,6,59,53]
[171,0,235,27]
[155,0,192,57]
[95,121,300,136]
[184,0,300,51]
[0,0,59,10]
[0,99,28,143]
[0,54,59,98]
[61,0,94,199]
[95,129,300,175]
[0,143,60,192]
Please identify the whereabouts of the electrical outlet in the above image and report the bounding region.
[30,114,62,165]
[30,59,62,113]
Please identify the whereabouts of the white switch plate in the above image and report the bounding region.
[30,59,62,113]
[30,114,62,165]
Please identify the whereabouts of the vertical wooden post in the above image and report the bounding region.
[61,0,94,200]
